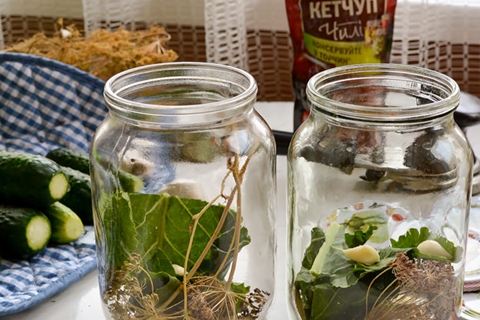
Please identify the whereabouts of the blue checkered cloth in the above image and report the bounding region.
[0,227,96,316]
[0,53,107,316]
[0,53,107,154]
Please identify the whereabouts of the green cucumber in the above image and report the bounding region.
[117,170,144,193]
[0,206,51,259]
[43,202,84,244]
[0,150,70,208]
[60,166,93,225]
[46,147,90,174]
[50,147,143,193]
[91,149,144,193]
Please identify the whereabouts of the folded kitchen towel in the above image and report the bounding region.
[0,52,107,154]
[0,53,106,315]
[0,227,96,316]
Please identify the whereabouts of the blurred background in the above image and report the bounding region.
[1,0,479,102]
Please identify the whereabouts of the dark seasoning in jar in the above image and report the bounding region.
[287,64,473,320]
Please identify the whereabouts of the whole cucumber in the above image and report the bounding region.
[0,150,69,208]
[60,166,93,225]
[46,147,90,174]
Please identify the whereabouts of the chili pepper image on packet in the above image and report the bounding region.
[285,0,398,129]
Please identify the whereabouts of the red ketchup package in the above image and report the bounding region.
[286,0,397,129]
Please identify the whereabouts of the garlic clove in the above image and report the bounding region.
[172,264,187,276]
[343,244,380,265]
[417,239,453,260]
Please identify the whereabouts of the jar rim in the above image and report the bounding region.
[103,62,257,124]
[306,63,460,122]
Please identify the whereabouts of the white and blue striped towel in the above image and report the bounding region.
[0,53,107,316]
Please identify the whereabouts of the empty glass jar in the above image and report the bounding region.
[287,64,473,320]
[90,62,277,320]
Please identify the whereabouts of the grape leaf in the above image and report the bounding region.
[310,223,359,288]
[103,192,250,279]
[310,283,369,320]
[152,272,181,304]
[295,225,456,320]
[302,227,326,269]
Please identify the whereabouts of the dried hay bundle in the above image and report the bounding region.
[3,19,178,81]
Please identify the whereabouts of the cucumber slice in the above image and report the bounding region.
[43,202,84,244]
[27,215,53,251]
[0,206,51,259]
[50,172,71,200]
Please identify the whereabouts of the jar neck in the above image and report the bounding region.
[310,108,457,132]
[306,64,460,127]
[104,62,258,129]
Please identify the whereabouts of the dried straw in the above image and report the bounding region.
[3,19,178,81]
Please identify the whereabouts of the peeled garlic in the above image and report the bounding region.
[172,264,187,276]
[417,240,453,260]
[343,244,380,265]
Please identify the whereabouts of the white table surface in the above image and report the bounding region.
[3,101,480,320]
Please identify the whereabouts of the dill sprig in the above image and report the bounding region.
[366,253,458,320]
[104,147,270,319]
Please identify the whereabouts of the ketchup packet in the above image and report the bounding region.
[286,0,397,129]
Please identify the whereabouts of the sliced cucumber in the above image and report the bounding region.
[27,215,53,251]
[0,206,51,259]
[50,172,71,200]
[0,150,70,208]
[43,202,84,244]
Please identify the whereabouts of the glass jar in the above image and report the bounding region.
[287,64,473,320]
[90,62,277,320]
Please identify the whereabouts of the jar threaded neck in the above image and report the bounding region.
[306,63,460,123]
[104,62,257,128]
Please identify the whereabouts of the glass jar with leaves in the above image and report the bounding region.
[287,64,473,320]
[90,62,276,320]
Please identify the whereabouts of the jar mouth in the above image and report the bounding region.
[306,63,460,122]
[104,62,257,125]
